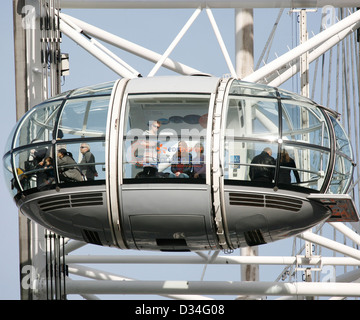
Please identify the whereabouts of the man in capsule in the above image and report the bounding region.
[249,147,276,183]
[80,143,98,180]
[135,120,161,178]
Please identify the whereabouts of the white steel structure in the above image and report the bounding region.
[10,0,360,300]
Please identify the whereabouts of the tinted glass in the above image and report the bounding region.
[123,93,210,181]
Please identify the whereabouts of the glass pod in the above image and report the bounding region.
[3,76,358,251]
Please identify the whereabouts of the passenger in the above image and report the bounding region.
[169,141,192,178]
[80,143,98,180]
[53,129,66,151]
[193,142,206,179]
[11,168,28,192]
[278,149,300,184]
[27,140,48,169]
[249,147,276,182]
[25,140,48,188]
[37,157,55,189]
[57,148,84,182]
[135,120,161,178]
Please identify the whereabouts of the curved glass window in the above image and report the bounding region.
[224,139,278,182]
[230,80,277,97]
[13,143,53,191]
[56,140,105,183]
[3,154,17,196]
[9,139,107,192]
[226,96,279,138]
[123,93,210,182]
[281,101,329,147]
[4,82,114,195]
[69,81,115,97]
[14,101,62,148]
[58,96,109,139]
[4,124,17,153]
[328,116,354,194]
[224,80,332,192]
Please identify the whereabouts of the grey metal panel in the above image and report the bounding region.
[223,186,331,248]
[120,184,218,250]
[18,185,113,246]
[224,191,270,248]
[130,214,210,251]
[266,198,331,242]
[124,76,220,94]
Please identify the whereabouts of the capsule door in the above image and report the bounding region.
[109,79,219,251]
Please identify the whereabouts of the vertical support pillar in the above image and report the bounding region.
[235,8,258,288]
[13,0,35,300]
[300,9,309,98]
[235,8,254,79]
[299,9,313,299]
[13,0,61,299]
[48,0,62,96]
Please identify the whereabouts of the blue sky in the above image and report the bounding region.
[0,2,342,300]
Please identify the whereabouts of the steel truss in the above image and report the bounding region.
[13,1,360,300]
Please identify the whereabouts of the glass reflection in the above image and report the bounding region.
[56,141,105,183]
[281,101,329,147]
[224,79,333,192]
[123,93,209,181]
[14,101,62,148]
[69,81,115,97]
[3,154,18,196]
[3,79,354,196]
[13,143,53,191]
[328,116,354,194]
[226,96,279,138]
[224,140,278,182]
[230,80,277,97]
[58,96,109,139]
[330,155,353,194]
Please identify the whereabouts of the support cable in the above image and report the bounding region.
[148,7,202,77]
[59,16,139,78]
[206,7,237,78]
[255,8,284,70]
[59,12,203,76]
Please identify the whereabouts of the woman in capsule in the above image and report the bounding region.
[57,148,84,182]
[169,141,193,178]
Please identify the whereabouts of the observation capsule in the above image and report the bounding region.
[3,76,359,251]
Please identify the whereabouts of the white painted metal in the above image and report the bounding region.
[244,9,360,83]
[65,279,360,297]
[59,17,138,78]
[63,240,87,255]
[299,232,360,261]
[205,7,237,78]
[268,21,360,86]
[336,268,360,282]
[60,12,140,77]
[60,1,360,9]
[328,222,360,246]
[234,8,259,284]
[68,264,213,300]
[148,7,202,77]
[106,79,129,249]
[211,77,230,249]
[59,13,203,76]
[235,8,254,78]
[64,254,360,267]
